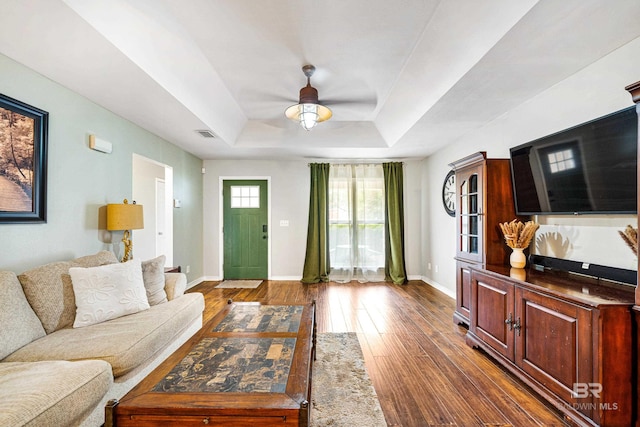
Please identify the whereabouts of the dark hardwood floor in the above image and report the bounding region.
[188,280,569,427]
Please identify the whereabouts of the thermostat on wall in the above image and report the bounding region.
[89,134,113,153]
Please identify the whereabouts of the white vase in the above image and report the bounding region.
[510,247,526,269]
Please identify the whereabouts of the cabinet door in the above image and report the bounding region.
[471,271,514,361]
[456,165,484,263]
[515,288,593,418]
[454,260,477,325]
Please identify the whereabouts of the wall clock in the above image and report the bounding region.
[442,170,455,217]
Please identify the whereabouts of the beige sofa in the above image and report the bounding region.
[0,251,205,427]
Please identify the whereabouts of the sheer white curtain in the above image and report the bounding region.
[328,164,385,283]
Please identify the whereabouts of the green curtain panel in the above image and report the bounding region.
[301,163,331,283]
[383,162,407,284]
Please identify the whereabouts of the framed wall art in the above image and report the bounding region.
[0,94,48,223]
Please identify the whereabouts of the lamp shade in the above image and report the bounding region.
[107,200,144,231]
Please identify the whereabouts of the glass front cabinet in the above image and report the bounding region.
[449,152,518,326]
[457,163,483,264]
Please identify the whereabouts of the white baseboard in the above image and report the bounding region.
[187,276,210,289]
[269,276,302,281]
[420,276,456,300]
[201,275,221,282]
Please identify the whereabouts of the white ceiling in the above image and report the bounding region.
[1,0,640,160]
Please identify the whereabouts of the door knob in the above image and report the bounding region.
[513,318,522,336]
[505,313,514,331]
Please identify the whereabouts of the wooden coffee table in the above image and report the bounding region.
[106,301,316,426]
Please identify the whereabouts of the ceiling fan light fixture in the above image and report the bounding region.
[286,102,332,131]
[300,104,319,130]
[284,64,332,131]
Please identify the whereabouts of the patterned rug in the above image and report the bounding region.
[215,280,263,289]
[312,332,387,426]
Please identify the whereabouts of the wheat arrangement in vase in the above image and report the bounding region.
[618,225,637,256]
[499,219,540,249]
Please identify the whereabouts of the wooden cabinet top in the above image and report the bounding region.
[475,264,636,308]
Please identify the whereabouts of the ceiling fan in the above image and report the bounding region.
[285,64,333,131]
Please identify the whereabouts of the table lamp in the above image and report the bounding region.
[107,199,144,262]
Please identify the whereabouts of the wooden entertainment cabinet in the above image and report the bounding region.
[465,265,635,426]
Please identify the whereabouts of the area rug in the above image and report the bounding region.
[215,280,263,289]
[312,332,387,426]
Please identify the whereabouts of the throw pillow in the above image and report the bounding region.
[74,250,118,268]
[141,255,168,305]
[18,260,79,334]
[0,271,46,359]
[69,259,150,328]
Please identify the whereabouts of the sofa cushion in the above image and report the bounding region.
[0,271,46,360]
[18,251,118,334]
[70,259,150,328]
[4,292,205,378]
[0,360,112,427]
[164,272,187,301]
[142,255,168,305]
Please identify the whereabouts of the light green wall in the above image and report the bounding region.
[0,53,203,280]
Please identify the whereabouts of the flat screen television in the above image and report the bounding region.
[510,106,637,215]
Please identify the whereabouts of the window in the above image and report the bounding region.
[328,164,385,282]
[230,185,260,208]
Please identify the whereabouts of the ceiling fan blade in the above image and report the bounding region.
[248,90,296,103]
[321,96,378,107]
[319,96,378,108]
[271,94,298,103]
[309,67,330,84]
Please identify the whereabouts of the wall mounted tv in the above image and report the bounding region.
[510,106,637,215]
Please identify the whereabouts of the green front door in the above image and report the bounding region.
[223,180,268,279]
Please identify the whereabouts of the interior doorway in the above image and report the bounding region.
[132,154,174,265]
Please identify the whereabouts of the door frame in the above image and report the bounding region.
[218,176,271,279]
[155,177,166,259]
[132,154,174,266]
